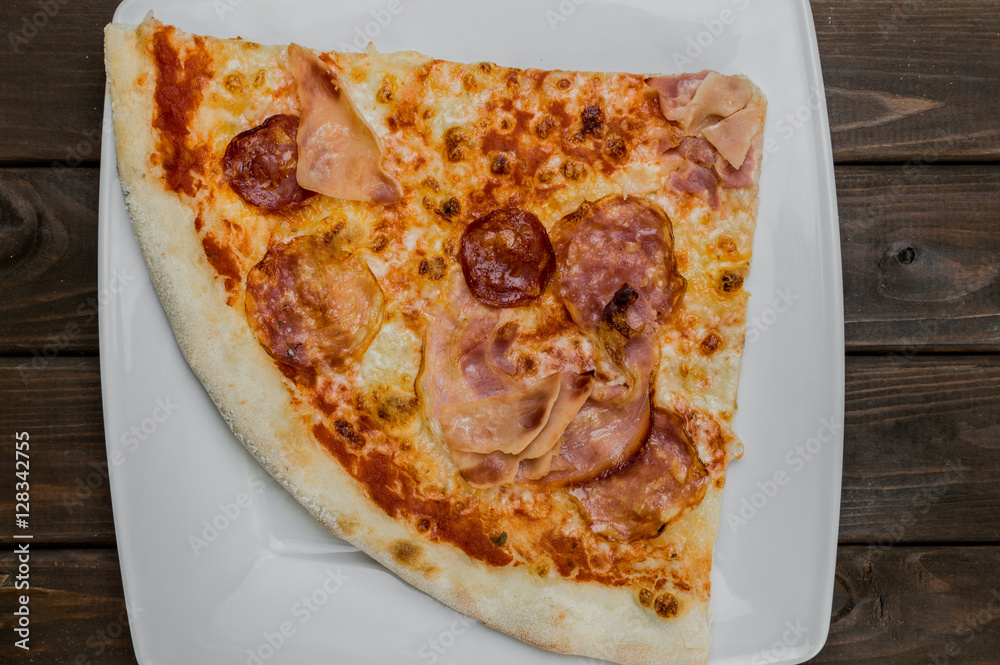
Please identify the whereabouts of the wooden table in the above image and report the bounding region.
[1,1,998,662]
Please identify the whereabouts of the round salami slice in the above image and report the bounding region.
[223,114,316,211]
[552,195,686,332]
[245,234,384,374]
[459,208,556,308]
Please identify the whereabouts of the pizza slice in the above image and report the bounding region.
[105,14,765,665]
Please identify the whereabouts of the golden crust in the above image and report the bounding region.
[105,15,764,664]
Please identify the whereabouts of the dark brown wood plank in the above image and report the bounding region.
[0,0,116,166]
[0,168,101,356]
[2,355,997,545]
[0,357,114,546]
[0,545,998,663]
[838,355,1000,545]
[1,1,998,163]
[839,165,1000,352]
[812,0,1000,162]
[0,548,137,665]
[813,546,1000,664]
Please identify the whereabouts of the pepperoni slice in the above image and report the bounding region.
[245,234,384,374]
[459,208,556,307]
[223,114,317,211]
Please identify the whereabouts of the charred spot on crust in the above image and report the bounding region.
[581,105,605,137]
[561,160,587,181]
[604,135,627,161]
[700,330,724,355]
[654,592,680,619]
[534,115,557,139]
[478,61,494,74]
[440,197,462,218]
[556,78,572,90]
[444,126,468,162]
[462,72,478,91]
[422,176,441,192]
[371,234,388,252]
[638,589,654,607]
[416,518,432,533]
[717,235,738,256]
[376,392,418,424]
[334,419,365,449]
[418,256,447,280]
[720,269,745,294]
[489,531,508,547]
[490,153,513,175]
[537,169,555,183]
[505,70,519,87]
[392,540,421,567]
[375,74,397,103]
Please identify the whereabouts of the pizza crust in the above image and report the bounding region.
[103,16,765,664]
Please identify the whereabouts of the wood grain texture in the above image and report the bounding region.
[838,355,1000,544]
[3,355,997,546]
[816,546,1000,664]
[0,549,135,665]
[0,546,997,664]
[0,358,114,546]
[0,0,115,166]
[811,0,1000,162]
[0,0,998,163]
[839,165,1000,352]
[0,169,101,355]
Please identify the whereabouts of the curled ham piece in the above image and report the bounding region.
[417,277,594,488]
[287,44,403,204]
[648,69,765,193]
[569,408,709,541]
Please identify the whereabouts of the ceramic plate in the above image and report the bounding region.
[98,1,844,663]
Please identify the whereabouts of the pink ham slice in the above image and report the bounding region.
[702,103,766,170]
[532,329,657,487]
[287,44,403,204]
[569,408,709,541]
[417,277,594,488]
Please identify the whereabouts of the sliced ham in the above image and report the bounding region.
[440,373,562,455]
[569,408,709,541]
[287,44,402,204]
[702,103,766,169]
[532,330,657,487]
[649,70,765,191]
[417,277,594,488]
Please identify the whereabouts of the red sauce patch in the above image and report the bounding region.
[201,234,241,298]
[152,28,213,196]
[313,423,513,567]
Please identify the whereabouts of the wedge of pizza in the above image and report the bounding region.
[104,14,765,664]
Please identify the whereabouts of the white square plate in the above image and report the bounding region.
[98,1,844,663]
